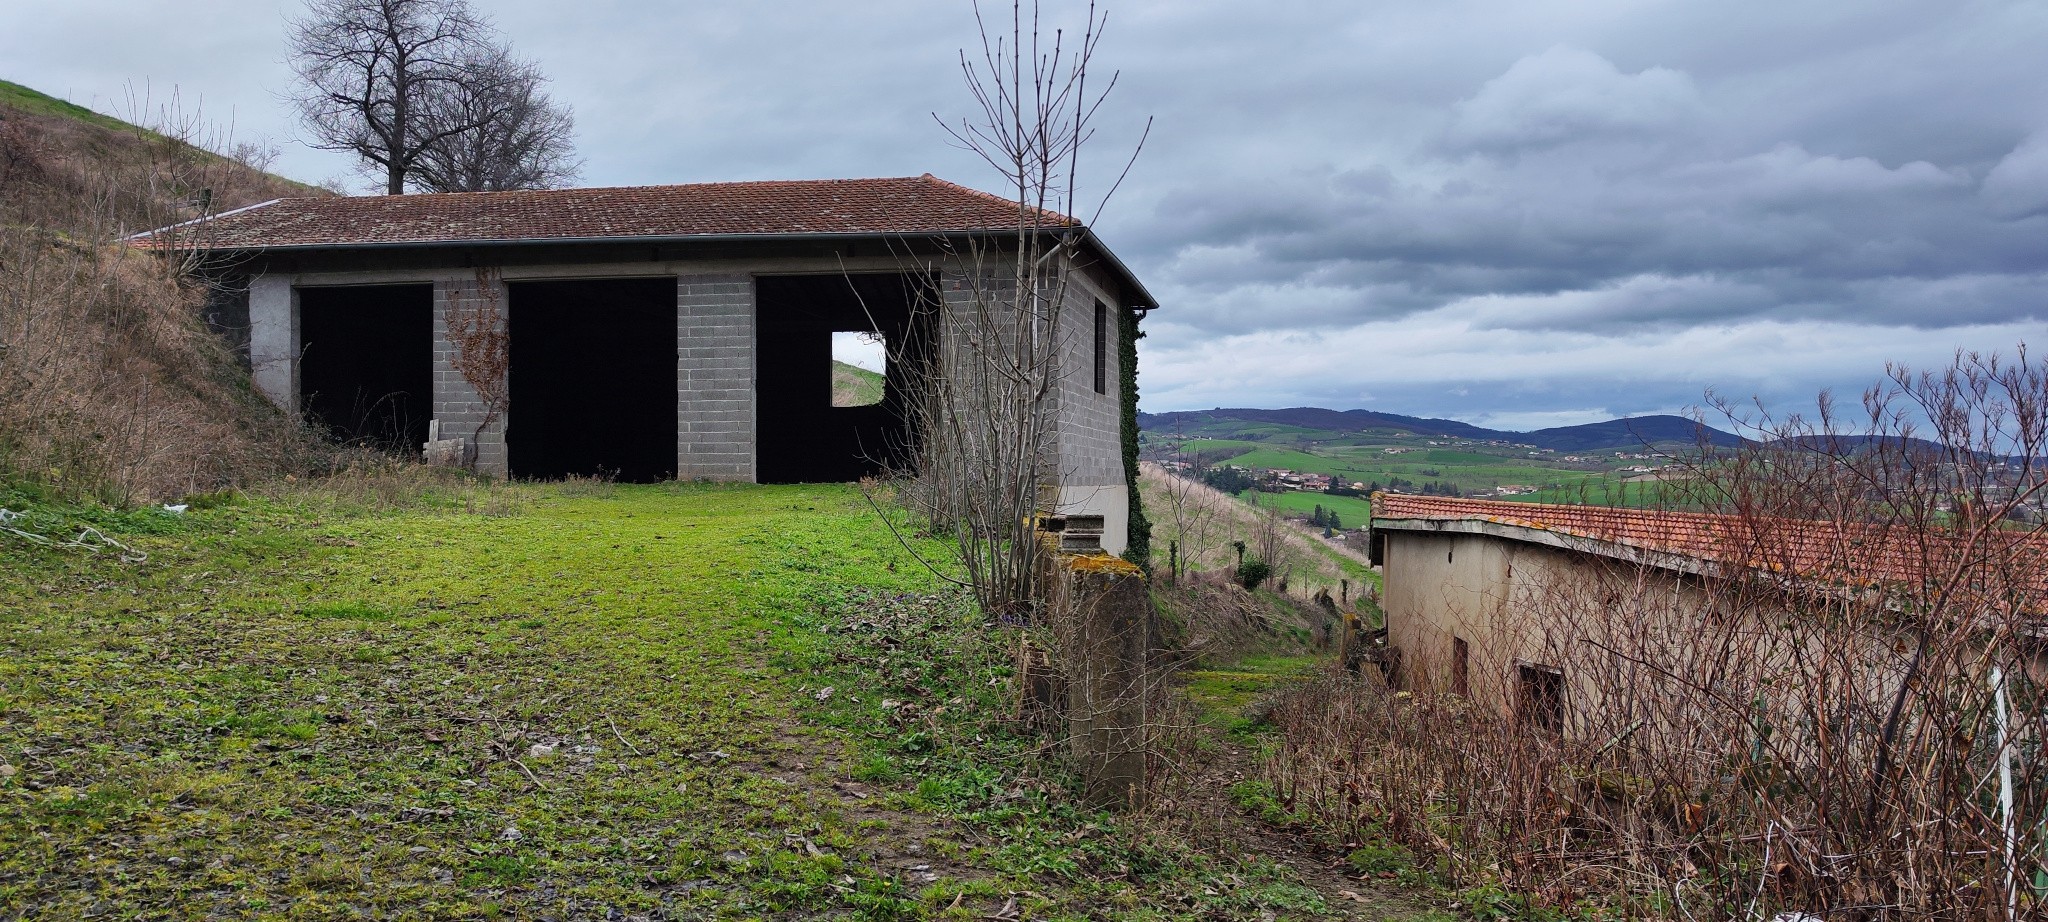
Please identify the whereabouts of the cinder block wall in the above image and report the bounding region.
[236,254,1126,501]
[1049,262,1132,553]
[676,273,755,480]
[1050,263,1126,488]
[432,273,509,475]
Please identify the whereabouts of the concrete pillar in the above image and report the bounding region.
[247,274,297,413]
[676,273,756,481]
[432,273,510,476]
[1045,544,1152,810]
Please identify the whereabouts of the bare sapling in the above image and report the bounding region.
[439,268,509,471]
[889,0,1148,620]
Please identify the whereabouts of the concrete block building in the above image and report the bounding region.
[162,175,1155,552]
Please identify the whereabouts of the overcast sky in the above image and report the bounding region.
[7,1,2044,430]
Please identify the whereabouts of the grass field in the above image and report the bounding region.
[1505,475,1700,508]
[1242,490,1373,527]
[1201,444,1606,497]
[0,476,1373,919]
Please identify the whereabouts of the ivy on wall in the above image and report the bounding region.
[1118,305,1152,571]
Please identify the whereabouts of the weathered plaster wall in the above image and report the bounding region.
[247,274,297,413]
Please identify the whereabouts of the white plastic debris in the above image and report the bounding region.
[161,504,188,515]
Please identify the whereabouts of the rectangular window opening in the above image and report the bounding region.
[1092,301,1108,395]
[1451,637,1470,698]
[1517,663,1565,733]
[831,330,888,408]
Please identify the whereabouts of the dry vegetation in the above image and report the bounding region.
[1258,350,2048,920]
[1140,461,1376,600]
[0,85,319,503]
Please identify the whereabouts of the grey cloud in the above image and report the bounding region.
[1441,46,1703,154]
[7,1,2045,419]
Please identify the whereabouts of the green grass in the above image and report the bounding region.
[0,482,965,917]
[831,360,884,406]
[1180,653,1322,731]
[1243,490,1374,526]
[1505,475,1696,508]
[0,79,139,132]
[0,478,1378,919]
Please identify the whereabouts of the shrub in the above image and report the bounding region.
[1234,558,1271,591]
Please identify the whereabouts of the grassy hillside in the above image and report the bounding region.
[830,360,884,406]
[1141,407,1739,452]
[0,80,139,133]
[0,80,323,501]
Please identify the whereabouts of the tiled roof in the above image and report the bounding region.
[1371,493,2048,600]
[139,174,1073,250]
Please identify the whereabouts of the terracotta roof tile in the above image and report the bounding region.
[1371,493,2048,601]
[140,174,1073,251]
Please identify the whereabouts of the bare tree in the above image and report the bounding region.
[409,47,579,192]
[287,0,528,194]
[1148,453,1223,583]
[440,268,507,469]
[888,0,1147,620]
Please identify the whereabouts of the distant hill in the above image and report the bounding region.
[1526,417,1745,451]
[1139,407,1741,452]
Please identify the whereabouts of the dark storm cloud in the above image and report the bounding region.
[6,1,2045,425]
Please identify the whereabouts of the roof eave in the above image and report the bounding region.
[175,225,1161,311]
[1371,516,1722,579]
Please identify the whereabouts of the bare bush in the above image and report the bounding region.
[1262,347,2048,920]
[0,93,313,502]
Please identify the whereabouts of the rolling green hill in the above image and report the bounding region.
[1141,407,1740,452]
[1142,405,1732,510]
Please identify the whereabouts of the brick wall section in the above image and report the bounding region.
[1050,265,1125,489]
[432,274,509,475]
[677,273,756,480]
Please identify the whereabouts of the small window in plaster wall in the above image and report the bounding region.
[1451,637,1470,697]
[831,330,887,407]
[1518,663,1565,733]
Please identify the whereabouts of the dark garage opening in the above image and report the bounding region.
[297,284,433,453]
[755,272,932,484]
[508,277,678,482]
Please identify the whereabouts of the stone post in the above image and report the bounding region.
[1043,537,1151,810]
